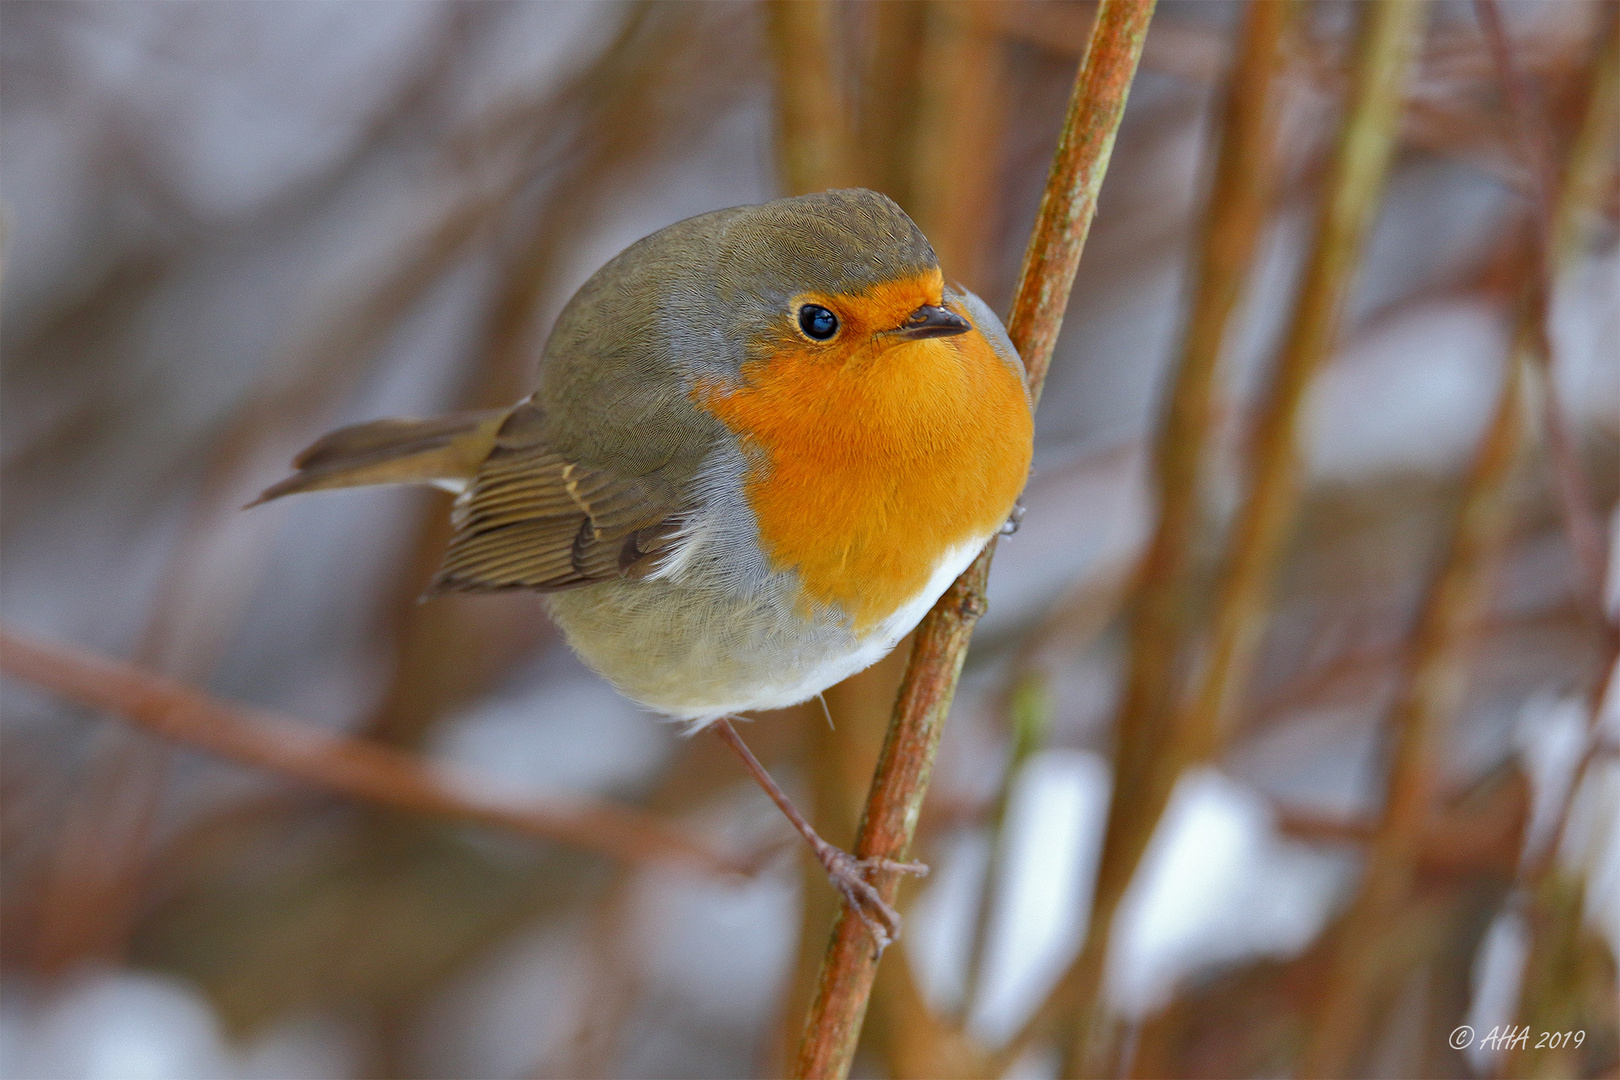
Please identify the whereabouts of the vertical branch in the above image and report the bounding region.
[28,136,511,976]
[1501,16,1619,1079]
[1002,0,1157,409]
[1117,0,1298,784]
[909,0,1006,286]
[1300,10,1618,1075]
[962,671,1052,1011]
[1044,0,1297,1064]
[855,1,928,206]
[869,2,1008,1060]
[359,2,723,748]
[766,0,855,194]
[790,3,1157,1076]
[1300,344,1529,1079]
[1177,0,1424,799]
[1062,2,1425,1074]
[1517,9,1620,891]
[1474,0,1612,624]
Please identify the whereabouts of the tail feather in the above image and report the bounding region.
[251,409,507,506]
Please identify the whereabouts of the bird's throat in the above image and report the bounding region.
[695,322,1032,634]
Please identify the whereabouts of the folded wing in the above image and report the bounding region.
[430,402,685,593]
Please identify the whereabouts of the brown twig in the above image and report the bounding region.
[360,2,746,749]
[850,1,927,210]
[1474,0,1612,626]
[980,2,1225,85]
[1175,0,1426,826]
[909,1,1006,288]
[23,22,517,973]
[862,3,1010,1067]
[0,627,744,879]
[765,0,855,195]
[1498,17,1620,1075]
[1119,0,1298,777]
[1299,288,1530,1080]
[1138,6,1424,1070]
[1054,2,1298,1065]
[1275,768,1529,879]
[1001,1,1156,408]
[979,2,1424,1073]
[789,3,1156,1076]
[961,670,1053,1017]
[760,4,896,1068]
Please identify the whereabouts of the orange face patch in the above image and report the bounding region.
[696,273,1034,633]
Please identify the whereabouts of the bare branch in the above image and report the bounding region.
[0,626,745,879]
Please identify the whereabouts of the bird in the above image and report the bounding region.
[254,188,1034,947]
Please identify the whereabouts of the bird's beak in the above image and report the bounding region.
[892,304,971,340]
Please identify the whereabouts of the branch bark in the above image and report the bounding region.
[788,3,1157,1076]
[0,626,744,878]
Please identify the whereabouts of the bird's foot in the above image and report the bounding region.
[810,839,928,953]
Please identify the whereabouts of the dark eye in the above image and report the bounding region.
[797,304,838,340]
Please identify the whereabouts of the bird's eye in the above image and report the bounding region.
[797,304,838,341]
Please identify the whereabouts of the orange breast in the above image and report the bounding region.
[697,293,1033,634]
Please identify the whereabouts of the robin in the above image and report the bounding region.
[256,188,1034,946]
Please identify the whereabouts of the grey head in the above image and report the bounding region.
[532,189,945,469]
[710,188,940,318]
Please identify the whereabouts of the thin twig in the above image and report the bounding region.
[1002,1,1156,408]
[760,3,885,1067]
[1497,16,1620,1075]
[1275,769,1529,879]
[25,29,521,969]
[962,671,1052,1016]
[1299,287,1530,1080]
[1054,1,1298,1065]
[361,2,739,748]
[1474,0,1612,626]
[866,2,1010,1066]
[0,627,744,879]
[1113,0,1297,790]
[1175,0,1426,819]
[789,3,1156,1076]
[1114,13,1422,1073]
[977,3,1423,1073]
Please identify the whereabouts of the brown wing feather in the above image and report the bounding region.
[251,410,505,505]
[429,403,683,594]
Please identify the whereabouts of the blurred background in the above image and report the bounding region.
[1,1,1615,1077]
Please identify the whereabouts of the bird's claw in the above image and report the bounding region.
[814,843,929,954]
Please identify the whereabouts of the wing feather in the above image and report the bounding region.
[429,402,685,594]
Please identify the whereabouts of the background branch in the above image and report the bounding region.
[0,627,744,878]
